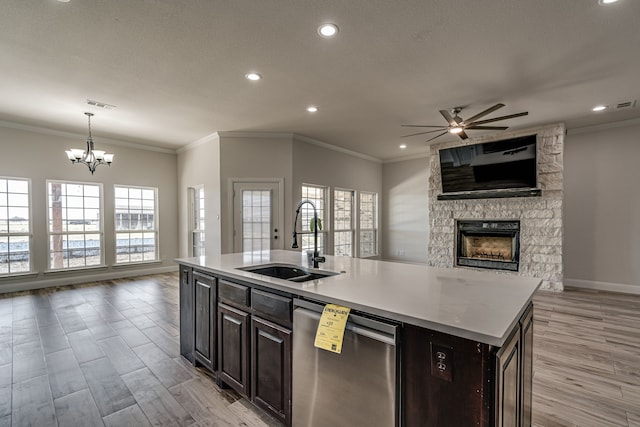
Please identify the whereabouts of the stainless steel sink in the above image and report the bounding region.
[237,263,339,282]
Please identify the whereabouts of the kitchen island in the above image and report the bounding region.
[177,250,540,427]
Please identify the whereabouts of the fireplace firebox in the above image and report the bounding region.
[456,220,520,271]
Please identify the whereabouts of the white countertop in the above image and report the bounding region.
[176,250,541,347]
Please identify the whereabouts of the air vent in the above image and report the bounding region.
[86,99,116,109]
[615,100,636,110]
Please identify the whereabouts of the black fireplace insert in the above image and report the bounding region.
[456,220,520,271]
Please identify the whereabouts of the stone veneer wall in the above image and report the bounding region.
[427,123,565,291]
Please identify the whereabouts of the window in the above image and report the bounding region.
[190,186,205,257]
[241,189,271,252]
[359,192,378,257]
[47,181,103,270]
[115,186,158,263]
[333,189,354,257]
[301,184,327,254]
[0,177,31,275]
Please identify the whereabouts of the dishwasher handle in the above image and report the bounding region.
[294,306,397,346]
[350,323,396,346]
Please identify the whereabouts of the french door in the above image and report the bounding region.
[232,181,283,253]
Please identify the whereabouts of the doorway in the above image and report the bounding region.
[231,180,283,253]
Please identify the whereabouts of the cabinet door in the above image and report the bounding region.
[520,305,534,427]
[194,272,216,371]
[251,317,291,426]
[495,328,521,427]
[218,303,250,396]
[179,266,194,364]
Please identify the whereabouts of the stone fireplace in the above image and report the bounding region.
[427,124,565,291]
[456,220,520,271]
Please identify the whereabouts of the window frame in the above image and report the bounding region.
[46,180,105,271]
[333,187,355,257]
[189,186,206,257]
[300,183,329,255]
[358,191,379,258]
[0,176,33,276]
[114,184,159,265]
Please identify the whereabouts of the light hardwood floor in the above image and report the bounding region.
[533,288,640,427]
[1,273,639,426]
[0,272,279,427]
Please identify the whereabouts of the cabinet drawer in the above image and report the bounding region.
[219,280,250,309]
[252,289,292,328]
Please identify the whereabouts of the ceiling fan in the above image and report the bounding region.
[401,103,528,142]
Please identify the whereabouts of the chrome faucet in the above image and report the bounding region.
[292,199,325,268]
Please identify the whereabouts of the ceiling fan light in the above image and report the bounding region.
[449,126,463,134]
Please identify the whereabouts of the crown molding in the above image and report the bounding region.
[382,152,430,164]
[198,130,383,163]
[216,131,294,139]
[292,133,382,163]
[176,131,221,153]
[0,120,177,154]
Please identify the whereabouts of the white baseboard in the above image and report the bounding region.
[0,265,178,294]
[564,278,640,295]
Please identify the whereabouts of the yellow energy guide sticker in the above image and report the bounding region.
[314,304,351,353]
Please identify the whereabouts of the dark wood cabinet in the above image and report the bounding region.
[403,324,493,427]
[520,305,534,427]
[251,316,292,426]
[495,303,534,427]
[179,265,194,364]
[194,272,216,371]
[403,302,534,427]
[218,302,251,396]
[495,327,521,427]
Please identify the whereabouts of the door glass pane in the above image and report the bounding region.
[242,189,271,252]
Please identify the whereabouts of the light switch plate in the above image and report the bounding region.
[430,342,454,382]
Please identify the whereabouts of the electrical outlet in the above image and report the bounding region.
[430,342,454,382]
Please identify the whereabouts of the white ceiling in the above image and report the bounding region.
[1,0,639,160]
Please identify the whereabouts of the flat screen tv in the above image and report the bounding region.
[438,134,539,199]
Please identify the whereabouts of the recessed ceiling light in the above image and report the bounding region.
[318,23,339,38]
[306,106,319,113]
[399,144,407,149]
[592,105,608,112]
[57,0,71,2]
[598,0,619,4]
[245,72,262,81]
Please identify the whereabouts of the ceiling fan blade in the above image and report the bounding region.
[439,110,458,127]
[457,130,469,140]
[401,128,448,138]
[465,125,509,130]
[425,131,449,142]
[462,103,505,124]
[468,111,528,126]
[400,124,447,128]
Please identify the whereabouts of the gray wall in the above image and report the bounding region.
[176,135,222,258]
[0,124,179,292]
[381,156,429,263]
[219,134,293,254]
[564,120,640,292]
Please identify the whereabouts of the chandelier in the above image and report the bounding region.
[65,112,114,174]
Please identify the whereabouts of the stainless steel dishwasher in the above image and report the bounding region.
[292,299,399,427]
